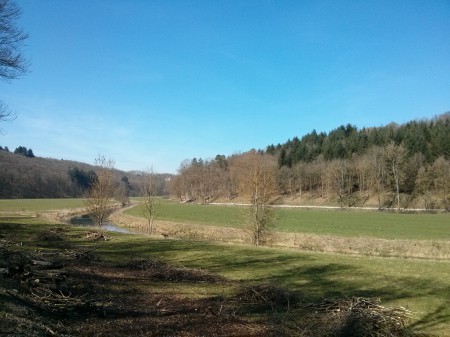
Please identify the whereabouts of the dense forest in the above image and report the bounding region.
[0,149,171,199]
[171,113,450,210]
[268,113,450,166]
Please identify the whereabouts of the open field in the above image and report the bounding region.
[0,198,86,213]
[1,215,449,336]
[3,198,448,242]
[126,199,450,241]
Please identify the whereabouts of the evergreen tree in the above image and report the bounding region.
[14,146,28,156]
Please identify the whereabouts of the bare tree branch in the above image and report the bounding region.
[0,0,29,81]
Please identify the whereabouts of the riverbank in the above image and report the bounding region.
[109,207,450,261]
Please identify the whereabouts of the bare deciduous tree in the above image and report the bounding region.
[367,146,387,210]
[430,156,450,211]
[0,101,15,125]
[384,142,406,211]
[141,167,160,234]
[1,0,28,125]
[85,155,115,227]
[232,152,278,246]
[326,159,352,207]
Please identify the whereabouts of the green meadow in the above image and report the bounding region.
[0,198,85,212]
[1,199,449,335]
[126,199,450,240]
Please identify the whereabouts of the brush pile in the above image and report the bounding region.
[305,297,414,337]
[121,258,226,283]
[0,244,98,317]
[235,283,300,311]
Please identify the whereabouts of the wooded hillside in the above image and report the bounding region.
[171,113,450,210]
[0,150,171,199]
[269,113,450,166]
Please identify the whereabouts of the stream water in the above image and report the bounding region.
[69,215,133,233]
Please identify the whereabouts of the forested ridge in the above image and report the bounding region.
[268,112,450,166]
[172,113,450,211]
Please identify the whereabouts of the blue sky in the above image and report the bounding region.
[2,0,449,173]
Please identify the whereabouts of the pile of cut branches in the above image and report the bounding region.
[121,258,226,283]
[235,283,300,311]
[304,297,414,337]
[1,246,98,317]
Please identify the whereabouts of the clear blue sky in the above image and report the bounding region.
[2,0,449,173]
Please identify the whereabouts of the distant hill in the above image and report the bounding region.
[0,150,172,199]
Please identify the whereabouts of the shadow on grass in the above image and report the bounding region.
[409,304,450,332]
[95,237,450,334]
[3,218,448,335]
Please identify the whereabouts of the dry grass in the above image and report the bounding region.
[275,232,450,260]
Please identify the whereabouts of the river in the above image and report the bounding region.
[69,215,133,233]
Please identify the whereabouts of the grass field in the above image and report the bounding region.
[0,198,85,212]
[0,215,449,336]
[3,198,447,242]
[126,199,450,240]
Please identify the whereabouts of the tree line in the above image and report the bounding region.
[0,145,35,157]
[269,113,450,166]
[170,114,450,211]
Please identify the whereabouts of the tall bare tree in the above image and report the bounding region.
[384,142,406,211]
[85,155,115,227]
[326,159,353,207]
[232,152,278,246]
[141,167,160,234]
[367,146,387,209]
[1,0,28,124]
